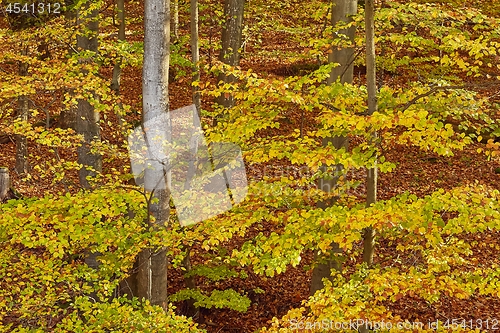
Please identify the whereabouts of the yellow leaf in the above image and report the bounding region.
[477,136,482,142]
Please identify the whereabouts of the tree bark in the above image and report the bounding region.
[0,167,9,202]
[15,46,29,175]
[75,3,103,300]
[363,0,377,267]
[191,0,201,115]
[111,0,126,128]
[173,0,179,41]
[111,0,126,94]
[327,0,357,85]
[58,0,78,130]
[360,1,377,331]
[182,246,198,317]
[170,1,203,317]
[216,0,245,109]
[309,0,357,296]
[136,0,171,310]
[76,4,102,189]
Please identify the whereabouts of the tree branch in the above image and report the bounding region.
[400,85,465,112]
[399,81,500,113]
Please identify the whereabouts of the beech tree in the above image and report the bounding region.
[0,0,205,330]
[0,167,9,202]
[109,0,126,129]
[76,2,102,189]
[360,3,377,333]
[73,2,104,291]
[111,0,126,96]
[217,0,245,108]
[4,1,41,175]
[362,0,376,267]
[15,46,29,174]
[191,0,201,113]
[310,0,358,296]
[136,0,171,309]
[172,0,179,41]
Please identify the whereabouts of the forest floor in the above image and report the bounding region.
[1,0,500,332]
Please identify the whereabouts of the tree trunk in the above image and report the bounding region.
[360,1,377,331]
[182,246,198,317]
[309,0,357,296]
[0,167,9,202]
[327,1,357,85]
[173,0,179,41]
[15,46,29,175]
[171,0,203,317]
[363,0,377,267]
[111,0,126,94]
[110,0,133,298]
[75,3,103,299]
[191,0,201,114]
[216,0,245,109]
[58,98,77,130]
[58,0,78,130]
[136,0,171,311]
[76,4,102,190]
[111,0,126,128]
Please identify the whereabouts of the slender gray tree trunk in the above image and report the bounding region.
[0,167,10,202]
[109,0,137,298]
[15,46,29,175]
[111,0,126,128]
[111,0,126,94]
[360,2,377,330]
[182,246,198,317]
[58,1,77,130]
[173,0,179,41]
[362,0,377,266]
[7,9,30,174]
[178,0,202,317]
[136,0,171,310]
[191,0,201,114]
[216,0,245,109]
[309,0,357,296]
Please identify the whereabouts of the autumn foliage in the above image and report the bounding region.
[1,0,500,332]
